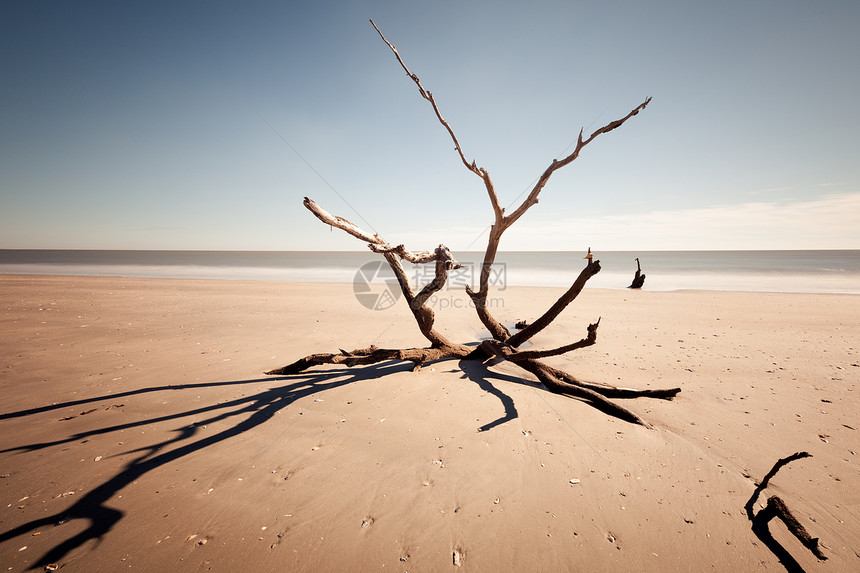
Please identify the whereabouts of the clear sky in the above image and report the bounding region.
[2,0,858,251]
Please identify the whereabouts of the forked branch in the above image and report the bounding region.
[370,19,503,218]
[267,21,680,431]
[301,196,467,351]
[507,259,602,347]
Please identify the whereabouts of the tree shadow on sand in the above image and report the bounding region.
[458,359,521,432]
[0,359,521,569]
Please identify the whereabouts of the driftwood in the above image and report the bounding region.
[267,20,680,427]
[745,451,827,571]
[628,257,646,289]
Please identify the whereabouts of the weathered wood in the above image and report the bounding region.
[761,496,827,561]
[757,451,812,488]
[506,258,602,348]
[628,257,646,289]
[266,21,678,428]
[266,345,470,375]
[745,451,827,566]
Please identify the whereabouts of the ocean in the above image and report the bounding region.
[1,250,858,294]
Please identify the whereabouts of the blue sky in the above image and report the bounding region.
[2,0,858,251]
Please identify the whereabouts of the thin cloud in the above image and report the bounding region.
[502,192,860,250]
[388,193,860,252]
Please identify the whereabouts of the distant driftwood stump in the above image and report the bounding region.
[628,257,646,289]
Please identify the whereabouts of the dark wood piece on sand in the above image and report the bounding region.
[628,257,646,289]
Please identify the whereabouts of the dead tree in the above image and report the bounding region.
[267,20,680,427]
[628,257,646,289]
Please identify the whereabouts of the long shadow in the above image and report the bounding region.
[457,359,520,432]
[0,379,290,455]
[0,362,409,569]
[0,377,275,422]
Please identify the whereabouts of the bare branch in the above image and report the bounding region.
[761,496,827,561]
[303,196,468,350]
[506,259,602,348]
[757,451,812,489]
[303,196,383,245]
[369,243,461,269]
[479,338,651,427]
[503,97,651,228]
[412,246,461,306]
[506,319,599,360]
[541,364,681,399]
[265,345,470,375]
[369,19,504,219]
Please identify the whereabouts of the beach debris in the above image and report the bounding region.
[569,478,581,485]
[94,456,102,462]
[746,451,827,563]
[361,517,374,528]
[493,497,500,504]
[453,548,464,567]
[44,565,59,572]
[627,257,646,289]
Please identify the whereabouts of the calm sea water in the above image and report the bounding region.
[1,250,858,294]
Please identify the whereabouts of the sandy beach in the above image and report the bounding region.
[1,274,857,572]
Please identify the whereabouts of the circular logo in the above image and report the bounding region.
[353,261,401,310]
